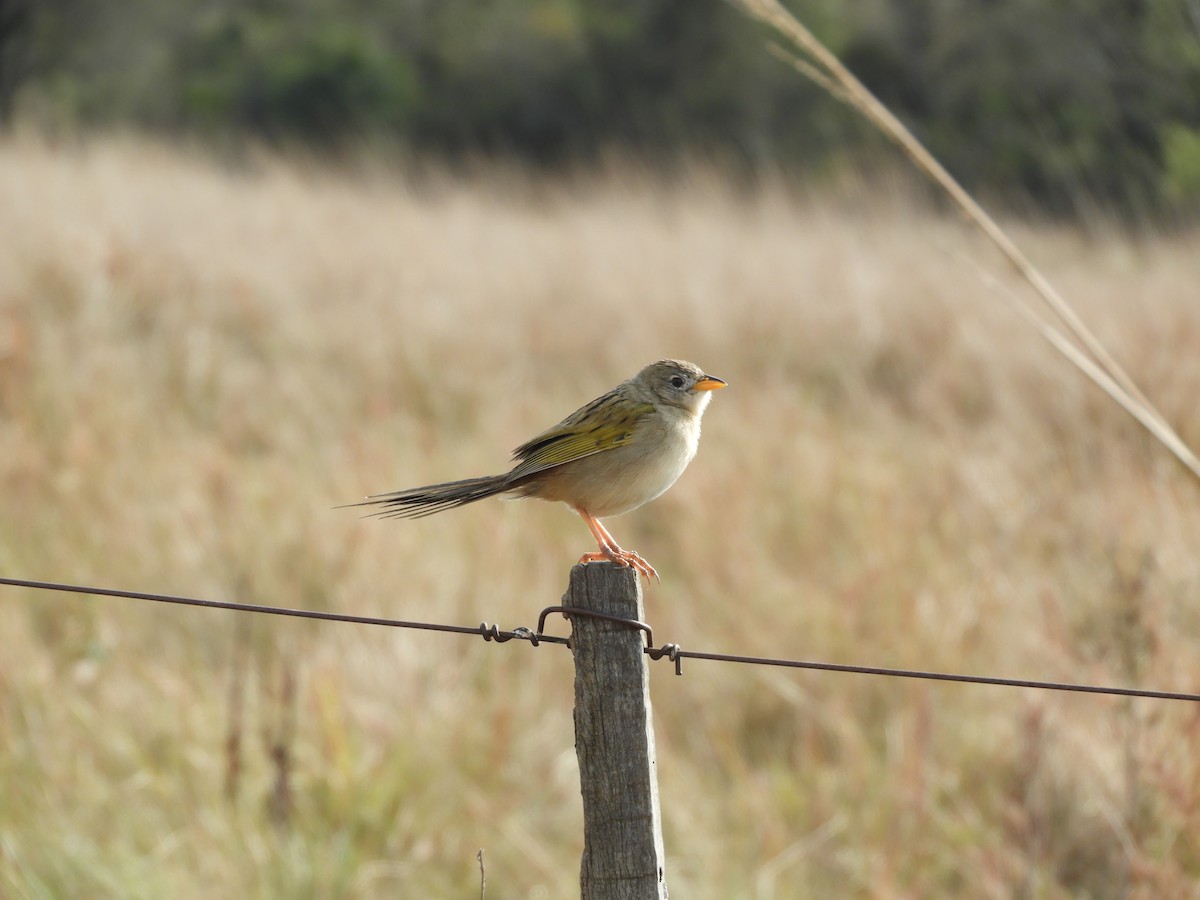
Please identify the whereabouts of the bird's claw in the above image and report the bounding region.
[578,550,660,583]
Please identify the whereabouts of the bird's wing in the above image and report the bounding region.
[507,390,654,480]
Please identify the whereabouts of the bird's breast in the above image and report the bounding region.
[533,409,701,518]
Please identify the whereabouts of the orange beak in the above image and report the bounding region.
[694,375,727,391]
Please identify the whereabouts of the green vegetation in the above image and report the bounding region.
[2,0,1199,214]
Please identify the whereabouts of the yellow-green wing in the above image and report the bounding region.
[508,390,654,479]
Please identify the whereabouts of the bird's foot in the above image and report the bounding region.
[578,549,659,582]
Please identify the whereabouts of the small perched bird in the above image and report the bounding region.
[350,359,726,580]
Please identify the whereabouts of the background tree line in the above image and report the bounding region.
[2,0,1199,216]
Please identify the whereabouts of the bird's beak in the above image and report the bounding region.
[694,375,727,391]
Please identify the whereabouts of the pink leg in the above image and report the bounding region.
[575,507,659,582]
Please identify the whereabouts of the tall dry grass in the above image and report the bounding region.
[2,135,1200,897]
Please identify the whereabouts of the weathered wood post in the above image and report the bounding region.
[564,561,669,899]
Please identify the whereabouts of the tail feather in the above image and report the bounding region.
[344,474,511,519]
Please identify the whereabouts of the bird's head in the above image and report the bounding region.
[635,359,727,415]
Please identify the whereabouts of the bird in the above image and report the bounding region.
[349,359,726,580]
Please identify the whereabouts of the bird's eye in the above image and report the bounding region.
[670,375,686,389]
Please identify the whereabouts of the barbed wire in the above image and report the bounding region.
[0,576,567,646]
[4,575,1199,703]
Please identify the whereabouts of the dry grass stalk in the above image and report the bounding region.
[737,0,1200,482]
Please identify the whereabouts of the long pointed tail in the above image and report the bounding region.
[344,474,511,519]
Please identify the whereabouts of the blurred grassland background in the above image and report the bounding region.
[3,136,1200,897]
[3,1,1200,898]
[3,0,1200,217]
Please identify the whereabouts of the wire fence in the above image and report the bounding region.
[4,575,1198,703]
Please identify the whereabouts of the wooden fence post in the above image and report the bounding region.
[565,561,669,900]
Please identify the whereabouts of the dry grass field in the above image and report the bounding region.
[3,135,1200,898]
